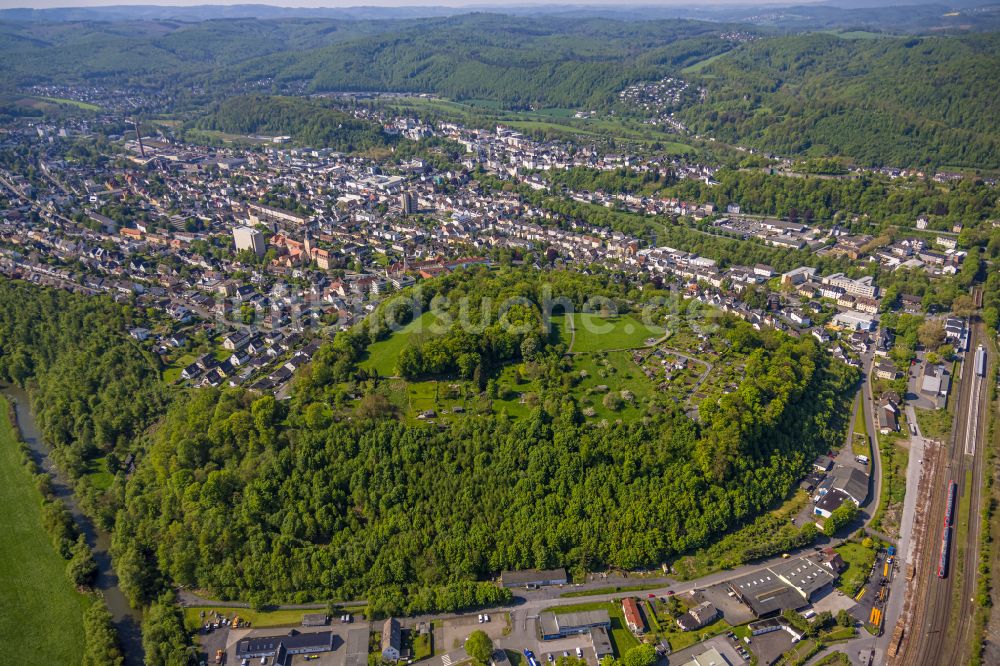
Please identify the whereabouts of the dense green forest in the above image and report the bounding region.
[228,15,733,108]
[0,281,168,526]
[195,95,397,151]
[680,32,1000,168]
[108,267,856,609]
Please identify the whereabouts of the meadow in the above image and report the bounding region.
[566,313,665,353]
[0,396,88,665]
[361,311,441,376]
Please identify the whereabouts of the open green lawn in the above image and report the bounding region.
[835,541,877,596]
[82,456,114,492]
[361,311,441,376]
[569,313,664,353]
[852,398,870,456]
[0,396,88,665]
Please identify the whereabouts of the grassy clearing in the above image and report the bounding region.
[852,397,870,456]
[569,313,664,353]
[361,311,440,376]
[82,456,114,492]
[182,605,315,631]
[870,430,909,537]
[37,96,101,111]
[681,50,732,74]
[835,541,877,596]
[780,637,820,665]
[0,396,88,665]
[916,407,953,440]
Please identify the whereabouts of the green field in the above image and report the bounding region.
[569,313,664,353]
[0,396,88,664]
[361,311,442,376]
[852,398,870,456]
[681,50,732,74]
[835,541,877,596]
[37,96,101,111]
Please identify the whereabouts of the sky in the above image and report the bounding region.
[0,0,816,9]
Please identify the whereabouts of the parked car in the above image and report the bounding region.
[576,648,583,658]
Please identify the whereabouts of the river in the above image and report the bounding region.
[3,384,145,665]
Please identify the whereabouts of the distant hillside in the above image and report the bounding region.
[196,95,397,152]
[216,14,735,109]
[680,32,1000,168]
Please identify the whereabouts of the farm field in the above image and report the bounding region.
[0,396,88,665]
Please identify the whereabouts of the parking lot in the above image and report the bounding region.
[435,613,507,653]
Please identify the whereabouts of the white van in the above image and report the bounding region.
[856,455,869,465]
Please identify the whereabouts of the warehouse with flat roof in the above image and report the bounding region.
[539,610,611,640]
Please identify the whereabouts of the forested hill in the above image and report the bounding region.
[680,31,1000,168]
[0,14,736,109]
[110,268,858,611]
[220,14,735,108]
[195,95,398,151]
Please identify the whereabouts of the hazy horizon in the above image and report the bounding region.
[0,0,828,11]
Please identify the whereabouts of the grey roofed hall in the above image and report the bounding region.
[500,567,568,587]
[831,466,869,505]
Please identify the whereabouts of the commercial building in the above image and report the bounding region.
[235,629,335,665]
[500,568,568,588]
[591,627,614,659]
[233,225,265,258]
[678,647,730,666]
[539,610,611,640]
[821,273,878,299]
[728,557,836,618]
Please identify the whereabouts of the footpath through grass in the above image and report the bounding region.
[0,396,88,664]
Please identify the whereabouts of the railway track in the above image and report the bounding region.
[894,302,991,665]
